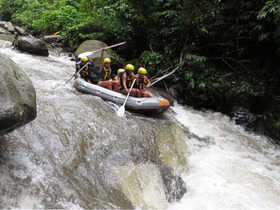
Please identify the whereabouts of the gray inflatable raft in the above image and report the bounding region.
[73,77,170,114]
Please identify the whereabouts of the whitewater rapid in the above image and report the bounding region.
[0,42,280,209]
[170,105,280,210]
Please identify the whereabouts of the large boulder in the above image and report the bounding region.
[0,27,10,35]
[14,26,27,36]
[0,53,36,136]
[43,35,60,44]
[18,37,49,56]
[113,162,187,208]
[0,21,15,33]
[75,40,123,71]
[0,34,14,42]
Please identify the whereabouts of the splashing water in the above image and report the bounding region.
[170,104,280,209]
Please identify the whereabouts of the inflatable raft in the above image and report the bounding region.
[73,77,170,114]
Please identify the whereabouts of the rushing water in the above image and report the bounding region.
[0,42,280,209]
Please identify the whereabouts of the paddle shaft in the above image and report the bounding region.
[78,41,126,58]
[123,78,136,106]
[99,48,105,72]
[143,66,179,90]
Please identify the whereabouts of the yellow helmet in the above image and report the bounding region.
[125,64,134,71]
[80,56,88,62]
[103,58,111,63]
[117,68,125,74]
[138,67,147,74]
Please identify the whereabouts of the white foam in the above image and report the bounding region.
[170,103,280,210]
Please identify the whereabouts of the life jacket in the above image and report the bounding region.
[76,61,90,78]
[120,72,133,90]
[99,66,112,81]
[126,73,133,88]
[117,71,125,83]
[137,76,148,90]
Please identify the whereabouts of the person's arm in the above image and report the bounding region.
[74,64,79,77]
[145,76,151,88]
[113,75,118,82]
[75,64,79,73]
[131,72,136,78]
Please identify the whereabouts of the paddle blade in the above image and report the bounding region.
[117,105,125,117]
[78,51,93,58]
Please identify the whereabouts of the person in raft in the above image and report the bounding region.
[98,57,118,90]
[75,56,98,84]
[136,67,153,97]
[113,68,126,93]
[120,64,141,97]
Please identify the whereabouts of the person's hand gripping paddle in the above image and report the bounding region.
[117,78,136,117]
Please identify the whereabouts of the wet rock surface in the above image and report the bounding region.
[18,37,49,56]
[0,53,36,136]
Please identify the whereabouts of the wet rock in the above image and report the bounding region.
[0,27,10,35]
[158,164,187,203]
[168,84,183,101]
[259,114,280,143]
[0,34,14,42]
[0,21,15,33]
[75,40,111,60]
[0,53,36,136]
[228,95,280,144]
[113,163,168,209]
[230,106,258,131]
[18,37,49,56]
[231,91,257,111]
[113,162,187,208]
[14,26,27,36]
[43,35,60,44]
[151,86,175,106]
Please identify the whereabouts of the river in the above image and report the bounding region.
[0,41,280,209]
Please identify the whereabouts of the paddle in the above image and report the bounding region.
[78,41,126,58]
[117,78,136,117]
[142,66,179,91]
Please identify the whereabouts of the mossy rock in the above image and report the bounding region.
[0,34,14,42]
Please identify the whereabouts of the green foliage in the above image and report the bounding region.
[0,0,23,20]
[140,52,164,75]
[184,72,193,80]
[188,80,195,89]
[184,54,207,63]
[199,82,206,89]
[257,0,280,46]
